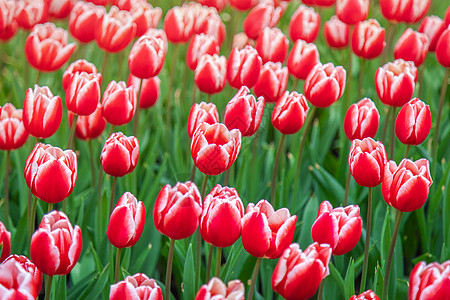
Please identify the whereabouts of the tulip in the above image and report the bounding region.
[395,98,431,146]
[25,23,76,72]
[0,258,40,299]
[302,0,336,7]
[15,0,47,30]
[382,158,432,212]
[224,86,265,137]
[289,5,321,43]
[408,260,450,300]
[187,102,220,138]
[0,222,10,262]
[196,0,228,11]
[272,243,332,300]
[195,278,245,300]
[344,98,380,140]
[110,273,163,300]
[305,63,346,108]
[194,54,227,94]
[65,72,102,116]
[418,16,445,52]
[30,211,82,276]
[324,16,350,49]
[272,91,309,135]
[254,62,288,103]
[128,75,161,109]
[394,28,429,67]
[227,45,262,89]
[380,0,430,23]
[102,81,136,126]
[2,255,43,296]
[287,40,320,80]
[230,0,257,11]
[47,0,74,19]
[350,290,380,300]
[232,32,254,50]
[86,0,108,5]
[0,0,18,41]
[0,103,29,150]
[194,7,226,46]
[200,185,244,248]
[187,34,220,71]
[163,6,195,43]
[62,59,98,91]
[243,2,283,40]
[101,132,139,177]
[68,103,106,141]
[130,2,162,37]
[352,19,386,59]
[256,27,289,64]
[153,181,202,240]
[435,27,450,68]
[69,1,105,44]
[336,0,369,25]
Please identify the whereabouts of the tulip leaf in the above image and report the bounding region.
[77,264,110,300]
[344,258,355,299]
[67,271,96,299]
[55,275,67,300]
[222,242,246,282]
[182,244,195,300]
[89,242,104,273]
[309,164,345,206]
[298,195,319,248]
[372,263,384,297]
[329,262,345,296]
[381,207,391,265]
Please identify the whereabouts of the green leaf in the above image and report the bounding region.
[344,258,355,299]
[182,244,195,300]
[329,262,345,296]
[381,208,392,265]
[55,275,67,300]
[67,271,96,299]
[77,264,110,300]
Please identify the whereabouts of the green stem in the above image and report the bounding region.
[28,196,37,240]
[223,168,231,186]
[292,78,299,91]
[48,203,53,213]
[165,239,175,300]
[88,140,96,185]
[200,174,209,198]
[404,145,410,159]
[166,44,179,150]
[196,174,209,289]
[380,22,396,65]
[206,245,213,281]
[383,210,403,300]
[190,85,197,108]
[44,275,53,300]
[360,187,373,292]
[207,94,211,102]
[67,114,78,149]
[101,52,109,90]
[248,257,262,300]
[358,59,366,99]
[344,170,351,206]
[344,39,353,114]
[389,106,397,160]
[317,280,325,300]
[381,107,390,145]
[35,71,41,85]
[295,106,317,183]
[215,247,222,277]
[270,134,286,206]
[418,65,424,99]
[133,78,143,136]
[3,151,10,225]
[109,176,118,215]
[115,247,122,283]
[190,163,196,182]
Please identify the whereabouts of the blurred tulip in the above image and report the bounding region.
[287,40,320,80]
[394,28,429,67]
[69,1,105,43]
[85,0,108,6]
[272,91,309,135]
[23,85,62,139]
[194,6,226,46]
[163,6,195,43]
[395,98,431,146]
[349,138,388,187]
[289,5,320,43]
[65,72,102,116]
[243,2,283,40]
[101,132,139,177]
[272,243,332,300]
[200,185,244,248]
[302,0,336,7]
[324,16,350,49]
[0,258,40,299]
[195,277,245,300]
[227,45,262,89]
[153,181,202,240]
[128,75,161,109]
[409,260,450,300]
[187,34,219,71]
[224,86,265,137]
[336,0,369,25]
[130,2,162,37]
[305,63,346,108]
[380,0,430,23]
[382,158,432,212]
[350,290,380,300]
[311,201,362,255]
[232,32,254,50]
[25,23,76,72]
[187,102,219,138]
[110,273,163,300]
[102,81,136,126]
[0,222,10,262]
[2,255,43,296]
[375,59,417,107]
[62,59,98,91]
[68,103,106,140]
[194,54,227,94]
[30,211,82,276]
[0,103,29,150]
[15,0,47,30]
[418,16,445,52]
[256,27,288,64]
[46,0,74,19]
[196,0,228,11]
[435,27,450,68]
[352,19,386,59]
[344,98,380,140]
[254,62,288,103]
[0,0,18,41]
[230,0,257,10]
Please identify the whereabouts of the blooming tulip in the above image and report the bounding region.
[408,260,450,300]
[0,0,18,41]
[194,54,227,94]
[256,27,289,64]
[62,59,98,91]
[2,255,43,296]
[187,102,219,138]
[382,158,432,212]
[47,0,74,19]
[194,7,226,46]
[380,0,430,23]
[243,2,283,40]
[130,2,162,37]
[352,19,386,59]
[394,28,429,67]
[350,290,380,300]
[110,273,163,300]
[101,132,139,177]
[153,181,202,240]
[30,211,82,276]
[302,0,336,6]
[418,16,445,51]
[344,98,380,140]
[254,62,288,103]
[287,40,320,80]
[230,0,257,10]
[0,258,40,299]
[65,72,102,116]
[395,98,431,146]
[187,34,219,71]
[0,103,29,150]
[305,63,346,108]
[435,27,450,68]
[227,45,262,89]
[196,0,228,11]
[324,16,350,49]
[86,0,108,5]
[272,91,309,135]
[0,222,10,262]
[128,75,161,109]
[336,0,369,25]
[163,6,195,43]
[68,103,106,141]
[289,5,321,43]
[69,1,105,43]
[15,0,47,30]
[195,278,245,300]
[102,81,136,126]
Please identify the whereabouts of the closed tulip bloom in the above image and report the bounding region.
[435,27,450,68]
[256,27,289,64]
[243,2,283,40]
[15,0,47,30]
[350,290,380,300]
[62,59,98,91]
[409,260,450,300]
[23,85,62,139]
[287,40,320,80]
[25,23,76,72]
[0,222,10,262]
[254,62,288,103]
[195,278,245,300]
[394,28,429,67]
[272,243,332,300]
[344,98,380,140]
[102,81,136,126]
[68,103,106,140]
[187,102,219,138]
[3,255,43,297]
[163,6,195,43]
[224,86,265,137]
[375,59,417,107]
[232,32,254,50]
[153,181,202,240]
[305,63,346,108]
[47,0,74,19]
[352,19,386,59]
[241,200,296,258]
[110,273,163,300]
[382,158,432,212]
[69,1,105,43]
[128,75,161,109]
[187,34,219,71]
[195,54,227,94]
[418,16,445,51]
[200,185,244,248]
[196,0,228,11]
[0,0,18,41]
[324,16,350,49]
[65,72,102,116]
[227,45,262,89]
[130,2,162,37]
[311,201,362,255]
[101,132,139,177]
[349,138,388,187]
[0,103,29,150]
[272,91,309,135]
[24,143,77,203]
[289,5,321,43]
[380,0,430,23]
[302,0,336,7]
[194,7,226,46]
[0,258,40,299]
[395,98,431,146]
[336,0,369,25]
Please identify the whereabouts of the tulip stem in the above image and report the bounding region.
[223,168,231,186]
[248,257,262,300]
[48,203,53,213]
[190,164,196,182]
[383,209,403,300]
[418,65,424,99]
[380,22,396,64]
[67,114,78,149]
[358,59,366,99]
[404,145,410,159]
[132,79,143,136]
[3,150,10,226]
[344,44,353,113]
[164,239,175,300]
[115,247,122,283]
[271,134,286,206]
[196,174,209,289]
[389,106,397,160]
[28,196,37,243]
[165,44,180,150]
[35,71,41,85]
[215,247,222,277]
[44,275,53,300]
[360,187,373,292]
[343,170,351,206]
[109,176,118,215]
[292,78,299,91]
[101,53,109,89]
[200,174,209,198]
[317,280,325,300]
[88,140,96,185]
[295,106,317,184]
[206,245,213,281]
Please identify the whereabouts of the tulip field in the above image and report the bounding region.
[1,0,450,299]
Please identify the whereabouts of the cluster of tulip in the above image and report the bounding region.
[0,0,449,299]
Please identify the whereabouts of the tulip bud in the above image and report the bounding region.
[435,27,450,68]
[0,0,18,41]
[163,6,195,43]
[382,158,432,212]
[272,91,309,135]
[336,0,369,25]
[200,185,244,248]
[305,63,346,108]
[194,54,227,95]
[350,290,380,300]
[408,260,450,300]
[15,0,47,30]
[418,16,446,52]
[287,40,320,80]
[344,98,380,140]
[230,0,258,11]
[187,102,220,138]
[62,59,98,91]
[352,19,386,59]
[128,75,161,109]
[289,5,321,43]
[380,0,430,23]
[110,273,163,300]
[395,98,431,146]
[101,132,139,177]
[311,201,362,255]
[69,2,105,44]
[2,255,43,297]
[256,27,289,64]
[0,103,29,150]
[153,181,202,240]
[195,277,245,300]
[47,0,74,19]
[0,257,40,299]
[102,81,137,126]
[130,2,162,37]
[254,62,288,103]
[227,45,262,89]
[394,28,429,67]
[324,16,350,49]
[68,103,106,141]
[187,34,219,71]
[0,222,11,262]
[30,211,82,276]
[66,72,102,116]
[243,2,283,40]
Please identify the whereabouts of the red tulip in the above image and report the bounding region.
[243,2,283,40]
[2,255,43,297]
[195,0,228,11]
[435,27,450,68]
[102,81,136,126]
[86,0,108,5]
[187,102,219,138]
[111,0,135,11]
[153,181,202,240]
[65,72,102,116]
[68,103,106,141]
[194,54,227,94]
[344,98,380,140]
[23,85,62,139]
[352,19,386,59]
[375,59,417,107]
[107,192,146,249]
[395,98,431,146]
[380,0,430,24]
[25,23,76,72]
[305,63,346,108]
[272,243,332,300]
[0,222,10,263]
[193,6,226,46]
[418,16,446,52]
[287,40,320,80]
[62,59,98,91]
[130,2,162,37]
[289,5,321,43]
[47,0,74,19]
[0,0,18,41]
[200,185,244,248]
[256,27,289,64]
[163,6,195,43]
[101,132,139,177]
[224,86,265,137]
[336,0,369,25]
[311,201,362,255]
[95,6,136,53]
[254,62,288,103]
[69,1,105,43]
[324,16,350,49]
[230,0,258,11]
[272,91,309,135]
[110,273,163,300]
[394,28,429,67]
[382,158,432,212]
[302,0,336,7]
[232,32,254,50]
[0,257,40,299]
[0,103,29,150]
[187,34,219,71]
[227,45,262,89]
[350,290,380,300]
[349,138,388,187]
[15,0,47,30]
[409,260,450,300]
[195,278,245,300]
[30,211,82,276]
[128,75,161,109]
